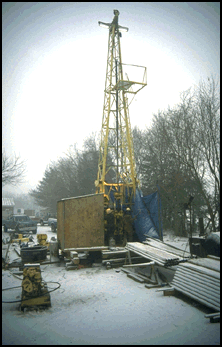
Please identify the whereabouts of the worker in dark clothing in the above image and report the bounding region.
[123,207,134,243]
[104,208,115,245]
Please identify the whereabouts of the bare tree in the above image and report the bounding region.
[2,150,26,187]
[138,77,220,234]
[159,77,220,232]
[196,76,220,202]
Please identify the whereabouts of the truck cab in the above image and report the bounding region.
[2,214,38,234]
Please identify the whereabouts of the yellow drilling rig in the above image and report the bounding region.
[95,10,147,245]
[57,10,147,251]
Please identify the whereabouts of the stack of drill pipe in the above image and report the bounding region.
[171,260,220,311]
[187,257,220,272]
[143,237,191,258]
[126,242,181,267]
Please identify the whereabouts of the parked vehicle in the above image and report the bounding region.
[48,218,57,232]
[2,214,38,234]
[39,218,48,226]
[39,213,57,226]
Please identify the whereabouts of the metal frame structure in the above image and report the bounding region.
[95,10,147,238]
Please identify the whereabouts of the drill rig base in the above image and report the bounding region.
[20,263,51,311]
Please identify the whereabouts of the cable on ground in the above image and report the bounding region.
[2,281,61,303]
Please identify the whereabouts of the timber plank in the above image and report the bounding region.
[207,255,220,261]
[121,268,134,275]
[205,312,220,318]
[122,268,157,284]
[127,273,145,283]
[132,272,157,283]
[156,286,174,292]
[145,284,163,289]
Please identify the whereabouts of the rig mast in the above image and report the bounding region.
[95,10,147,241]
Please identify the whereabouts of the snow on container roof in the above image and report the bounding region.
[2,198,15,207]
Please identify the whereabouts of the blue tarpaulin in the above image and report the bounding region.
[132,187,163,242]
[106,184,163,242]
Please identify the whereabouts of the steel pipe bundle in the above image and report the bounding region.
[126,242,182,267]
[143,237,191,258]
[187,257,220,273]
[172,262,220,311]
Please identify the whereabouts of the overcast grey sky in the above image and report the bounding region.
[2,2,220,194]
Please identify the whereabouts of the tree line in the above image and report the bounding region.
[30,77,220,234]
[30,135,100,213]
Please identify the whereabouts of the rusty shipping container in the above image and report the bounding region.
[57,193,104,250]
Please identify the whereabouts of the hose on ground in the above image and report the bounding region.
[2,281,61,303]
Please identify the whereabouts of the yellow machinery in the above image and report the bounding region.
[37,233,49,248]
[95,10,147,244]
[21,263,51,311]
[12,234,29,243]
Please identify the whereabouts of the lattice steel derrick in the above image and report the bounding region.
[96,10,147,207]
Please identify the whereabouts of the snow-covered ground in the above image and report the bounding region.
[2,229,220,345]
[2,266,220,344]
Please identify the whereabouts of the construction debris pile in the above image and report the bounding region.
[171,256,220,312]
[62,246,147,270]
[2,232,60,270]
[126,238,191,267]
[63,246,108,270]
